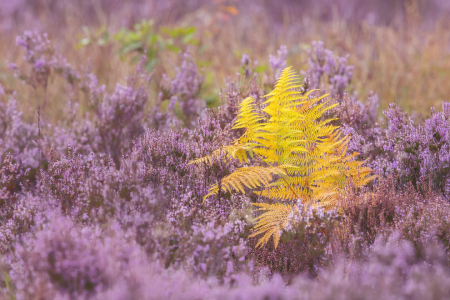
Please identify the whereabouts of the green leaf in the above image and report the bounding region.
[121,42,143,54]
[166,44,181,52]
[182,32,196,44]
[255,64,268,73]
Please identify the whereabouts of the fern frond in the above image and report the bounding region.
[232,97,264,143]
[250,203,293,248]
[188,143,253,165]
[203,165,288,201]
[188,155,214,165]
[199,66,376,249]
[256,185,310,202]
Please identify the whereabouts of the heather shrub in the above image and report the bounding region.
[0,154,24,252]
[0,98,41,169]
[134,118,236,202]
[10,216,108,299]
[91,234,450,300]
[0,153,20,203]
[305,41,354,102]
[84,58,152,167]
[0,192,41,253]
[10,31,77,92]
[340,175,450,263]
[6,211,147,300]
[37,152,117,217]
[47,110,99,162]
[339,177,403,253]
[382,102,450,193]
[336,92,380,135]
[31,116,249,281]
[92,264,213,300]
[155,52,205,128]
[8,30,80,121]
[4,30,206,177]
[302,41,380,139]
[183,219,250,283]
[344,101,450,195]
[395,189,450,260]
[35,149,169,229]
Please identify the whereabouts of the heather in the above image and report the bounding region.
[1,1,450,299]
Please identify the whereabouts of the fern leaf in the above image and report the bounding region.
[188,143,253,165]
[203,165,287,202]
[250,203,293,248]
[232,97,263,143]
[199,66,376,249]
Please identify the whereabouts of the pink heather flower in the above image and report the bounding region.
[7,62,18,71]
[34,58,46,71]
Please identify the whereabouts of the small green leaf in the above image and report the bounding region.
[122,42,143,54]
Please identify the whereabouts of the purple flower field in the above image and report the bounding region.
[1,1,450,299]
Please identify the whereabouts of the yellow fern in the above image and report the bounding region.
[188,143,253,165]
[233,96,264,144]
[250,203,293,248]
[190,66,375,248]
[202,165,287,201]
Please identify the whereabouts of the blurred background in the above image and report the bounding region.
[1,0,450,122]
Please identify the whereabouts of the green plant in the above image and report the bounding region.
[114,20,198,70]
[76,25,111,49]
[191,66,375,248]
[77,20,199,71]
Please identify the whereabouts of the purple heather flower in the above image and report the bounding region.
[15,35,27,48]
[241,53,252,77]
[34,58,46,71]
[241,53,250,66]
[7,62,18,71]
[306,41,353,101]
[269,45,288,79]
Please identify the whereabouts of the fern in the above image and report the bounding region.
[250,203,293,249]
[202,165,287,201]
[191,66,375,248]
